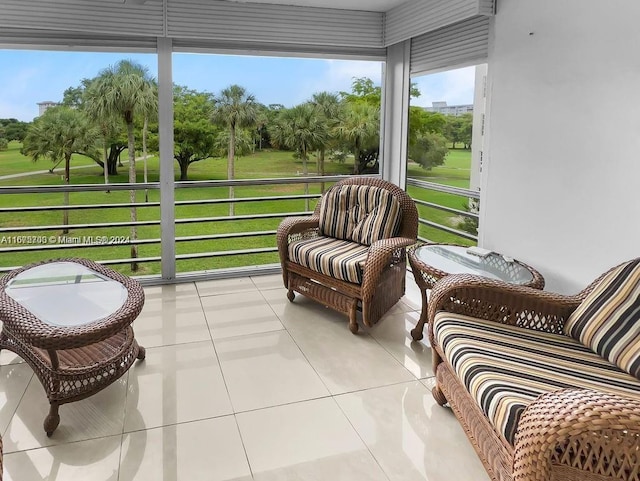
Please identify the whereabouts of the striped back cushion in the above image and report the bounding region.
[565,259,640,379]
[319,184,401,245]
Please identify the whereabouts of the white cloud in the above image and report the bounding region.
[299,59,383,100]
[411,66,477,108]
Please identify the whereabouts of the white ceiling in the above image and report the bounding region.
[210,0,411,12]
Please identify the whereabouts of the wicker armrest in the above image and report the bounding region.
[276,216,320,244]
[512,389,640,481]
[361,237,415,298]
[427,275,582,343]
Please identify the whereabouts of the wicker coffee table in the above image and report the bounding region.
[0,258,145,436]
[408,243,544,341]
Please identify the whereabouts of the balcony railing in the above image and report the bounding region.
[0,175,479,278]
[407,178,479,245]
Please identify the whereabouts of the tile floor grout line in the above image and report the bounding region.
[256,286,337,398]
[1,369,33,441]
[231,412,256,479]
[196,282,239,415]
[329,395,393,481]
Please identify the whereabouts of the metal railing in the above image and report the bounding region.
[407,178,479,244]
[0,176,357,276]
[0,175,478,278]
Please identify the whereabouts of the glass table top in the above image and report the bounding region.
[415,245,534,284]
[5,261,128,327]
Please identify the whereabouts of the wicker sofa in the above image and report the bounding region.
[277,177,418,333]
[428,258,640,481]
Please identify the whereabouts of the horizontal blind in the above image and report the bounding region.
[0,0,164,37]
[385,0,494,46]
[0,28,158,51]
[167,0,383,48]
[410,16,490,75]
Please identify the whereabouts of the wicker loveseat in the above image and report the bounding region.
[277,177,418,333]
[428,258,640,481]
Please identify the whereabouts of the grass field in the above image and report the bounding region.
[0,144,474,275]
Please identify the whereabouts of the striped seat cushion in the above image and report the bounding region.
[564,259,640,379]
[288,236,368,284]
[318,184,401,245]
[434,313,640,446]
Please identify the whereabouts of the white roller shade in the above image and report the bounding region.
[0,0,164,38]
[167,0,383,48]
[410,16,490,75]
[384,0,494,46]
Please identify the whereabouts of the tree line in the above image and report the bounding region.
[4,59,473,268]
[4,61,474,185]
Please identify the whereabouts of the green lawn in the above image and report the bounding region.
[0,146,474,274]
[0,141,97,177]
[407,149,475,245]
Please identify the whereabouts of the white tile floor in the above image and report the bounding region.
[0,273,490,481]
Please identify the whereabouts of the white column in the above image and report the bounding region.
[380,40,411,188]
[158,37,175,280]
[470,63,487,193]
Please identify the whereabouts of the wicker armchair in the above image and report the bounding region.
[428,259,640,481]
[277,177,418,333]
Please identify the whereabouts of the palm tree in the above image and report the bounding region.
[310,92,340,192]
[22,107,99,233]
[335,102,380,174]
[84,60,157,271]
[211,85,257,216]
[272,104,328,210]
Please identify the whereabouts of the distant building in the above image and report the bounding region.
[37,101,58,116]
[425,101,473,116]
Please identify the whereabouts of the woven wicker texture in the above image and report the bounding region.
[0,258,146,435]
[428,260,640,481]
[513,389,640,481]
[408,243,545,341]
[276,177,418,333]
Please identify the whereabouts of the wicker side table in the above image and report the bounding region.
[0,258,145,436]
[408,243,544,341]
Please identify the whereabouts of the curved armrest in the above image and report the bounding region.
[361,237,415,298]
[428,274,582,345]
[276,216,320,245]
[276,215,320,259]
[512,389,640,481]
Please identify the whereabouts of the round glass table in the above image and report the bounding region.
[0,258,145,435]
[408,243,544,341]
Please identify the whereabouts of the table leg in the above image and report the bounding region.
[410,288,428,341]
[136,342,146,361]
[44,403,60,437]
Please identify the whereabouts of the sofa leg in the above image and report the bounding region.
[348,304,359,334]
[287,289,295,302]
[432,385,447,406]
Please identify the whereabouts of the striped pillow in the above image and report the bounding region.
[564,259,640,379]
[319,185,402,245]
[319,185,362,241]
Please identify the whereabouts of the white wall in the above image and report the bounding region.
[480,0,640,293]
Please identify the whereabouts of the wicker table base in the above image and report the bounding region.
[408,243,544,341]
[0,258,145,436]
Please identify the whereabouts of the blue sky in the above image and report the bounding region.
[0,50,476,122]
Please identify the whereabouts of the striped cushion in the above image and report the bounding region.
[564,259,640,379]
[318,185,401,245]
[288,236,368,284]
[434,313,640,446]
